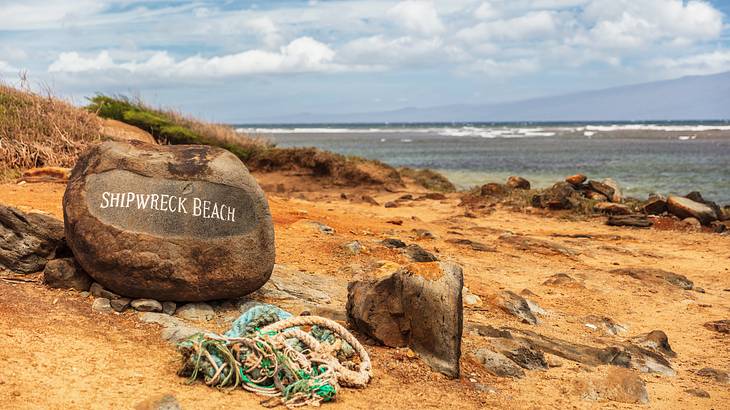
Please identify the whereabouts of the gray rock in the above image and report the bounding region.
[310,221,335,235]
[176,302,215,322]
[496,290,538,325]
[682,217,702,229]
[341,240,362,255]
[63,141,275,301]
[583,315,627,336]
[138,312,203,343]
[162,301,177,315]
[405,244,438,262]
[381,238,406,248]
[90,282,121,300]
[131,299,163,312]
[258,264,337,304]
[0,205,65,274]
[43,258,92,291]
[667,195,717,225]
[92,297,112,313]
[629,330,676,358]
[347,262,463,378]
[472,348,525,378]
[110,297,131,312]
[486,337,548,370]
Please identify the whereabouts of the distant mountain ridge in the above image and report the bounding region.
[247,71,730,123]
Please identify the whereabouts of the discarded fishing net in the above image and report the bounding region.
[178,304,371,407]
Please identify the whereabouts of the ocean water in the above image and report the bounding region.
[236,122,730,204]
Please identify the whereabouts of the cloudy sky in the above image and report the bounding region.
[1,0,728,122]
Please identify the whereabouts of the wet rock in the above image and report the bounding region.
[606,214,653,228]
[92,298,112,313]
[162,301,177,315]
[531,182,581,210]
[0,204,65,274]
[90,282,121,300]
[176,302,215,322]
[685,388,710,398]
[594,202,631,215]
[63,141,275,302]
[347,262,464,378]
[110,297,131,312]
[666,195,717,225]
[472,348,525,378]
[138,312,204,343]
[602,178,623,203]
[703,320,730,334]
[495,290,538,325]
[581,368,649,404]
[131,299,163,313]
[642,195,667,215]
[629,330,676,358]
[446,238,495,252]
[695,367,729,384]
[405,244,438,262]
[134,393,182,410]
[382,238,407,248]
[480,182,508,197]
[587,180,616,201]
[506,176,530,190]
[384,201,398,208]
[565,174,587,186]
[342,240,363,255]
[42,258,92,291]
[361,195,379,206]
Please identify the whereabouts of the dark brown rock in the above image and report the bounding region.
[506,176,530,190]
[43,258,92,291]
[606,215,653,228]
[420,192,447,200]
[405,244,438,262]
[361,195,379,206]
[383,201,398,208]
[629,330,676,358]
[565,173,587,186]
[685,388,710,398]
[381,238,406,248]
[63,141,275,301]
[666,195,717,225]
[594,202,631,215]
[347,262,463,378]
[587,180,616,201]
[445,238,496,252]
[531,182,581,210]
[642,195,667,215]
[703,320,730,334]
[0,205,65,274]
[90,282,121,300]
[480,182,508,197]
[110,297,131,312]
[696,367,729,384]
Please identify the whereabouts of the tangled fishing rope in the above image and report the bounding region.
[177,304,371,407]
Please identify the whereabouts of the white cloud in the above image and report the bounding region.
[389,1,445,35]
[47,37,375,79]
[0,61,19,73]
[341,35,443,66]
[650,50,730,77]
[464,58,541,76]
[457,11,558,43]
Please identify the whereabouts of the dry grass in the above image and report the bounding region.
[0,82,101,180]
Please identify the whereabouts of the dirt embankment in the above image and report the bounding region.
[1,179,729,409]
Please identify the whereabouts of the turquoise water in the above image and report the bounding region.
[236,122,730,204]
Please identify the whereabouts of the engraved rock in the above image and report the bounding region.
[63,141,275,301]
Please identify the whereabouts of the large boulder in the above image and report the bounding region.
[666,195,717,226]
[347,262,463,378]
[63,141,275,301]
[0,205,65,274]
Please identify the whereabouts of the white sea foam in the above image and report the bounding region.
[585,124,730,132]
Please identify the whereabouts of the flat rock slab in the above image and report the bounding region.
[63,141,275,301]
[0,205,65,274]
[347,262,463,378]
[667,195,717,225]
